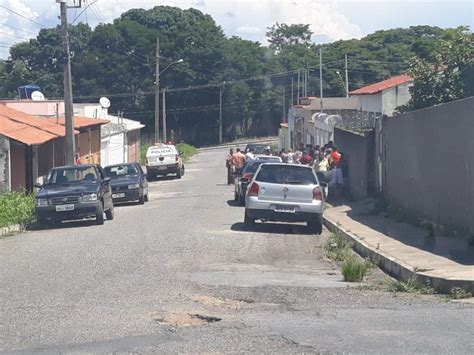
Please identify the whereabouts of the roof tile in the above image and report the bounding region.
[349,74,412,95]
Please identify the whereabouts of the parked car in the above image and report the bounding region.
[35,164,114,225]
[255,155,282,162]
[244,163,327,234]
[244,143,271,155]
[145,144,185,179]
[104,163,149,204]
[234,160,269,205]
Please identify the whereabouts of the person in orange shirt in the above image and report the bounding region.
[329,146,343,202]
[233,148,246,170]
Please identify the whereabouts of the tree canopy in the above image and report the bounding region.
[0,5,470,145]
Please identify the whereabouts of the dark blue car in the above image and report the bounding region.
[104,163,149,205]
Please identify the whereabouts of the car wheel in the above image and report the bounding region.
[244,210,255,225]
[144,192,149,202]
[181,165,185,176]
[138,192,145,205]
[307,216,323,235]
[176,166,182,179]
[234,191,239,201]
[239,194,245,206]
[105,204,114,221]
[96,203,105,225]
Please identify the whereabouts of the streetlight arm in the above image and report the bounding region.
[159,59,184,76]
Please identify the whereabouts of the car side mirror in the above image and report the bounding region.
[33,183,42,188]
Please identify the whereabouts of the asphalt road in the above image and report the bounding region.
[1,147,473,354]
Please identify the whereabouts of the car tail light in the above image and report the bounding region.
[313,187,323,201]
[242,173,253,180]
[175,155,179,162]
[248,182,259,196]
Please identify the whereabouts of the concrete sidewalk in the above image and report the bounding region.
[324,201,474,293]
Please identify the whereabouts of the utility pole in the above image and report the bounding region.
[345,53,349,98]
[297,69,300,104]
[162,88,167,142]
[58,0,79,165]
[219,85,223,144]
[319,47,323,112]
[154,37,160,143]
[282,85,285,123]
[291,77,294,107]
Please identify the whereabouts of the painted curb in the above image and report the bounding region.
[323,215,474,294]
[0,224,22,237]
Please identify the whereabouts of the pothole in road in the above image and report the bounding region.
[153,311,222,327]
[192,295,254,309]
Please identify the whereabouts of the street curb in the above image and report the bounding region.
[197,138,278,152]
[323,215,474,294]
[0,224,22,237]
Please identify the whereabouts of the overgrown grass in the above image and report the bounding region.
[341,256,370,282]
[0,191,36,229]
[388,275,435,294]
[140,143,150,164]
[324,232,352,261]
[176,143,197,161]
[447,287,472,300]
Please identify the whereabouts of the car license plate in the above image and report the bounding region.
[55,204,75,212]
[112,193,126,199]
[157,166,167,170]
[274,205,295,213]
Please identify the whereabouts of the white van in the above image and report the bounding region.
[145,144,185,179]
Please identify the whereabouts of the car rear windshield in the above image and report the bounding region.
[46,167,99,185]
[255,165,317,185]
[242,161,263,174]
[105,165,139,179]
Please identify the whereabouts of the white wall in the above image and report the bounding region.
[357,93,382,113]
[381,83,412,115]
[74,104,108,119]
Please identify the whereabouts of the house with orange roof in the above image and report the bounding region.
[0,105,80,191]
[349,74,413,117]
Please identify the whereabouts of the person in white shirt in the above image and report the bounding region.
[287,148,295,164]
[245,148,255,162]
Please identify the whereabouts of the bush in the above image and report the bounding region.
[0,192,36,229]
[324,232,352,261]
[341,256,369,282]
[176,143,197,161]
[449,287,472,299]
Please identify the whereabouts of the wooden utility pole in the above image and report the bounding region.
[219,85,223,144]
[162,88,167,142]
[345,53,349,98]
[154,37,160,143]
[58,0,77,165]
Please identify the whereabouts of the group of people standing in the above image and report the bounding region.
[225,141,347,201]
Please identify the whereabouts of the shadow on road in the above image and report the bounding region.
[30,219,99,231]
[147,175,178,182]
[227,199,243,207]
[231,222,314,235]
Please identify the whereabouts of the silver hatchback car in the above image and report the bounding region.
[244,163,326,234]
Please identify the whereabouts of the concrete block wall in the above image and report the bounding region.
[382,97,474,233]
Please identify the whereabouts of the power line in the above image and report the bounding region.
[0,31,31,40]
[0,23,38,36]
[0,5,46,28]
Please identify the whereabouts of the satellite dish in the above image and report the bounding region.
[31,91,45,101]
[99,97,111,108]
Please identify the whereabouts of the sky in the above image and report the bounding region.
[0,0,473,59]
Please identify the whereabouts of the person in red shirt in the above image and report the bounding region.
[329,146,343,202]
[299,151,313,166]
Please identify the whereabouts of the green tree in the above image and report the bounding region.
[266,23,313,51]
[402,26,473,111]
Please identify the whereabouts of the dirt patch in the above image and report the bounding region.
[153,311,221,327]
[192,295,254,309]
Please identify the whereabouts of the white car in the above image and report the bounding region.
[145,144,185,179]
[244,163,326,234]
[254,155,282,162]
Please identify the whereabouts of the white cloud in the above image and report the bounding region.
[235,25,265,35]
